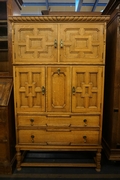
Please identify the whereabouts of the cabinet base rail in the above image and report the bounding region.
[16,148,101,172]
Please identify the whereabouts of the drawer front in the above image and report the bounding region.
[18,130,100,145]
[17,115,100,128]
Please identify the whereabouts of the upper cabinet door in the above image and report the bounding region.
[59,24,105,64]
[14,66,45,112]
[72,66,103,113]
[47,67,71,112]
[13,24,58,64]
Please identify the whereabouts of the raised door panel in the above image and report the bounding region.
[72,66,103,113]
[14,66,45,112]
[59,24,104,64]
[47,67,70,112]
[13,24,58,64]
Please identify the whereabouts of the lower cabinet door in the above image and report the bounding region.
[72,66,103,113]
[14,66,46,112]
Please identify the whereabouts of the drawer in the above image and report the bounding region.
[18,130,100,145]
[17,115,100,128]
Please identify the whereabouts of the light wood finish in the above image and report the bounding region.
[13,23,105,65]
[9,14,109,172]
[72,66,103,113]
[17,114,100,127]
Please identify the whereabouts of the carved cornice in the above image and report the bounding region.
[9,15,110,23]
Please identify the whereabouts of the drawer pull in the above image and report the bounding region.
[31,135,34,143]
[83,136,87,143]
[30,119,34,126]
[83,119,87,126]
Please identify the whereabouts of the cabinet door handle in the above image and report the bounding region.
[57,68,60,75]
[41,86,45,95]
[60,39,63,48]
[30,119,34,126]
[83,119,87,126]
[72,87,76,94]
[83,136,87,143]
[31,135,34,143]
[54,39,57,48]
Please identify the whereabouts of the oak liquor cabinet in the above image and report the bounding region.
[9,14,109,171]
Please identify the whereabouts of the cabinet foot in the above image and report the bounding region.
[16,148,22,171]
[95,149,101,172]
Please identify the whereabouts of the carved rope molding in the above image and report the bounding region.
[9,15,110,23]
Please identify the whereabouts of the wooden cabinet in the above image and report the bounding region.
[13,23,105,64]
[0,78,16,174]
[9,15,109,171]
[0,0,23,174]
[0,0,23,75]
[102,9,120,160]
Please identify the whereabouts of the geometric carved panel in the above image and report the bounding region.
[72,66,103,112]
[60,24,104,64]
[14,24,58,63]
[47,67,70,112]
[14,67,45,112]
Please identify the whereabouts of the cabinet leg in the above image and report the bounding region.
[95,149,101,172]
[16,148,21,171]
